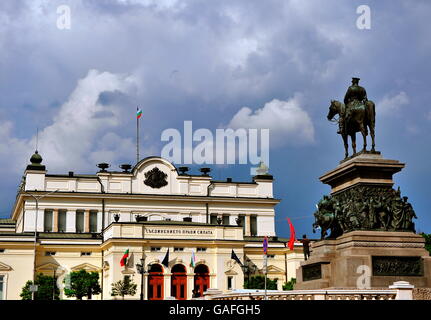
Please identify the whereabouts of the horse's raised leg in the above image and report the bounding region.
[351,133,357,155]
[342,134,348,158]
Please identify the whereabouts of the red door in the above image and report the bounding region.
[194,264,209,297]
[171,264,187,300]
[148,264,164,300]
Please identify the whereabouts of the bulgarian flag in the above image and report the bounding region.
[136,107,142,119]
[120,249,129,267]
[190,250,197,268]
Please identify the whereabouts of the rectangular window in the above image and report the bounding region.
[174,247,184,252]
[81,252,92,256]
[0,275,4,300]
[150,247,161,252]
[222,215,229,225]
[210,214,218,225]
[250,215,257,236]
[58,210,67,232]
[89,210,98,233]
[227,276,233,290]
[44,209,53,232]
[197,247,207,252]
[76,210,84,233]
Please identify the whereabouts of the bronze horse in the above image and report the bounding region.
[327,100,376,158]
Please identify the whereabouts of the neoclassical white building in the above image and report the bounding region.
[0,151,303,300]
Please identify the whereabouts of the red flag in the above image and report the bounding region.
[287,218,296,250]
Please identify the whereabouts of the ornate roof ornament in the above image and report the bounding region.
[144,167,168,189]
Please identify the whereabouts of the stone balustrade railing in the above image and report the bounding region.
[203,281,414,300]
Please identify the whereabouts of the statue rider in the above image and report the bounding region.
[338,77,368,134]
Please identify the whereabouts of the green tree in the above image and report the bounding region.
[421,233,431,256]
[282,278,296,290]
[20,273,60,300]
[111,276,137,300]
[244,275,278,290]
[64,269,101,300]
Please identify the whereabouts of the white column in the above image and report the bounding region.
[66,210,75,232]
[187,275,194,299]
[164,273,171,299]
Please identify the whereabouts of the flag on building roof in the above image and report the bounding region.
[162,248,170,268]
[231,250,243,266]
[190,250,197,268]
[136,107,142,119]
[287,218,296,250]
[120,249,129,267]
[263,236,268,255]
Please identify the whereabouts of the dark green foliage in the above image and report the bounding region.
[64,269,101,300]
[282,278,296,290]
[111,276,138,299]
[421,233,431,256]
[244,275,278,290]
[20,273,60,300]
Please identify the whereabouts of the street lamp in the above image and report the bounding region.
[22,189,59,300]
[136,257,146,300]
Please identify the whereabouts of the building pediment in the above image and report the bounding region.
[71,263,101,272]
[36,262,61,273]
[266,265,284,274]
[0,261,12,271]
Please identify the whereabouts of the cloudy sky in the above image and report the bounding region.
[1,0,430,238]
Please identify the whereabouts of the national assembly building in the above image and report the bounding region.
[0,151,303,300]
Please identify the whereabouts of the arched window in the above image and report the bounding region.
[148,264,164,300]
[194,264,210,298]
[171,264,187,300]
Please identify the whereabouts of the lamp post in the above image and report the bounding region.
[22,189,59,300]
[241,258,257,287]
[135,257,146,300]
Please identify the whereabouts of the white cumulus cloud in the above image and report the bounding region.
[378,91,409,115]
[227,95,315,148]
[0,69,139,174]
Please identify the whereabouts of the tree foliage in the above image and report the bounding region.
[111,276,137,299]
[244,275,278,290]
[64,269,101,300]
[20,273,60,300]
[282,278,296,290]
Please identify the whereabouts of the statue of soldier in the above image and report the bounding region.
[402,196,417,231]
[338,77,368,134]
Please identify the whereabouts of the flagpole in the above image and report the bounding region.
[136,107,139,164]
[264,254,267,300]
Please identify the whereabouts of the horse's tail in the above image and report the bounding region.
[366,100,376,127]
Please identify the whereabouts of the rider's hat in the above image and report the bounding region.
[352,77,360,83]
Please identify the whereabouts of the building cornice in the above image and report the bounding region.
[11,190,280,220]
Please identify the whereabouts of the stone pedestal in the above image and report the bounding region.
[295,230,431,289]
[295,151,430,289]
[320,151,404,194]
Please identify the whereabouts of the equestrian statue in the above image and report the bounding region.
[327,77,376,159]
